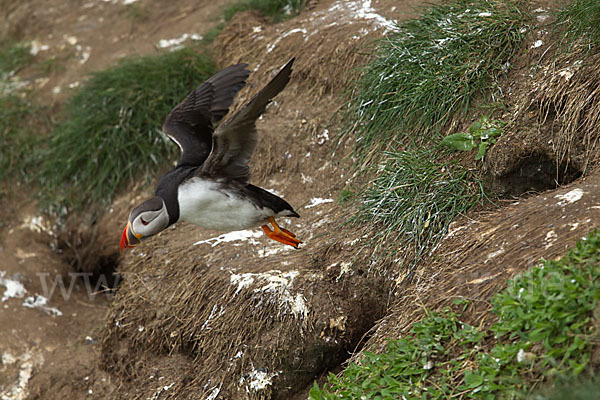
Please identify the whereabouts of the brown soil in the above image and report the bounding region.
[1,0,599,399]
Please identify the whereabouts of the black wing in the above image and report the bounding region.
[162,63,250,167]
[200,58,295,182]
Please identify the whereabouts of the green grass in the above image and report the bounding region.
[354,148,484,270]
[39,48,216,212]
[344,0,525,158]
[0,41,32,74]
[222,0,307,22]
[125,3,149,21]
[534,375,600,400]
[0,95,41,182]
[555,0,600,51]
[0,41,41,183]
[343,0,526,267]
[311,230,600,399]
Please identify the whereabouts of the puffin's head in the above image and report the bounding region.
[120,196,170,251]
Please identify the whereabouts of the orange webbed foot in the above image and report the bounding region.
[261,217,302,248]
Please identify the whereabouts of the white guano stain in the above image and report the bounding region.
[240,369,279,392]
[21,215,55,236]
[0,271,26,302]
[336,261,353,282]
[264,0,397,54]
[266,28,307,53]
[544,230,558,249]
[329,0,398,33]
[194,229,262,247]
[22,295,62,316]
[157,33,202,49]
[0,350,44,400]
[484,248,505,264]
[305,197,334,208]
[229,270,308,318]
[555,188,584,206]
[531,40,543,48]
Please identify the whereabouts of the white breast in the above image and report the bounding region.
[177,178,273,231]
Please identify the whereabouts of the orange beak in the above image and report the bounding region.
[120,221,141,251]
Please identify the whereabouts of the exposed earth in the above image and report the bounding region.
[1,0,598,399]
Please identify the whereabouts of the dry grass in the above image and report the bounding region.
[535,51,600,175]
[214,10,378,97]
[101,226,387,398]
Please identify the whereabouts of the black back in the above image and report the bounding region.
[240,184,299,217]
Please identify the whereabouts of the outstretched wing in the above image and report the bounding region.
[200,58,295,182]
[162,63,250,167]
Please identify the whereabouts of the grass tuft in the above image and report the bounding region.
[0,41,32,75]
[0,41,43,184]
[0,95,41,182]
[222,0,307,22]
[343,0,526,267]
[39,48,215,212]
[344,0,525,159]
[311,230,600,399]
[355,148,484,270]
[555,0,600,51]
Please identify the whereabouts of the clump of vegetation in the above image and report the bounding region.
[555,0,600,51]
[442,115,505,161]
[311,230,600,399]
[343,0,525,264]
[0,41,43,183]
[0,41,32,74]
[125,3,149,22]
[344,0,525,158]
[534,375,600,400]
[0,95,41,181]
[355,149,483,270]
[39,48,215,212]
[223,0,307,22]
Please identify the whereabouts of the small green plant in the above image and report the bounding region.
[337,187,354,203]
[125,3,148,21]
[222,0,307,22]
[442,115,504,161]
[39,48,215,212]
[311,230,600,399]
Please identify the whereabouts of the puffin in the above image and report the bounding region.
[120,58,301,251]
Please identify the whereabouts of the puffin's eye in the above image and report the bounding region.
[140,217,149,226]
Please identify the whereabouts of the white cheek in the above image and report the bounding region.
[133,212,168,237]
[132,219,149,236]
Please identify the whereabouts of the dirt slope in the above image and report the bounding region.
[1,0,599,399]
[366,174,600,352]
